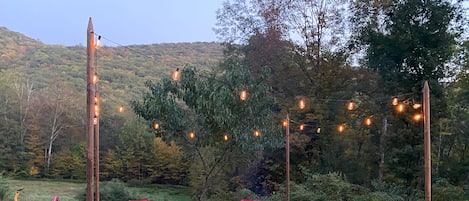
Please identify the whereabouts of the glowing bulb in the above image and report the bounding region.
[299,99,306,110]
[299,124,305,131]
[172,68,180,81]
[397,103,405,113]
[413,113,423,121]
[282,119,288,127]
[254,130,260,137]
[338,125,345,133]
[93,115,98,125]
[365,117,372,126]
[316,127,321,134]
[94,104,99,117]
[189,132,195,139]
[240,90,248,101]
[92,74,98,84]
[153,122,160,130]
[119,105,124,113]
[95,35,101,49]
[223,134,229,141]
[413,103,422,109]
[392,97,399,106]
[347,101,355,111]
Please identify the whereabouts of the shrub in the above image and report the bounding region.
[0,174,9,200]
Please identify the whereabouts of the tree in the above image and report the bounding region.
[132,60,279,200]
[40,78,82,169]
[350,0,465,195]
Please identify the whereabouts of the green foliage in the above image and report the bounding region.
[0,174,9,200]
[50,144,86,179]
[433,178,466,201]
[147,137,188,184]
[99,179,137,201]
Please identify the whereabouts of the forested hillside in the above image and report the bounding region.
[0,26,223,104]
[0,26,223,181]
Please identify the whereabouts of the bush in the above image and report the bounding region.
[0,174,9,200]
[76,179,138,201]
[433,178,466,201]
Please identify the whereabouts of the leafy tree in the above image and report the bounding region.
[350,0,466,195]
[132,59,278,200]
[50,143,86,179]
[40,78,83,170]
[147,137,187,184]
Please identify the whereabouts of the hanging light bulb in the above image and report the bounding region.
[397,103,405,113]
[347,101,356,111]
[253,130,260,137]
[392,97,399,106]
[93,115,98,125]
[413,113,423,121]
[299,124,305,131]
[365,117,372,126]
[240,90,248,101]
[153,122,160,130]
[413,103,422,109]
[119,105,124,113]
[94,103,100,117]
[189,132,195,139]
[223,134,229,141]
[95,35,101,49]
[172,68,180,81]
[298,99,306,110]
[92,73,99,84]
[338,124,345,133]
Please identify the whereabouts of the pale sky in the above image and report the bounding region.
[0,0,225,46]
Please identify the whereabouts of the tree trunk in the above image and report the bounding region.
[379,116,388,181]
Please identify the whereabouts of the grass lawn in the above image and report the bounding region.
[6,179,192,201]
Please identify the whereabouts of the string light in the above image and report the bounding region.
[397,103,405,113]
[299,124,305,131]
[365,117,372,126]
[347,101,356,111]
[95,35,101,49]
[413,113,423,121]
[172,68,180,81]
[240,90,248,101]
[413,103,422,109]
[94,103,99,117]
[153,122,160,130]
[119,105,124,113]
[392,97,399,106]
[253,130,261,137]
[298,99,306,110]
[282,119,289,127]
[223,134,229,141]
[93,115,98,125]
[338,124,345,133]
[92,73,99,84]
[189,132,195,139]
[316,127,321,134]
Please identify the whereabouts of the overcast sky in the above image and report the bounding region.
[0,0,224,46]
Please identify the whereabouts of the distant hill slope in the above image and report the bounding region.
[0,26,224,107]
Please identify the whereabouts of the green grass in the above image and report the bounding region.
[6,179,192,201]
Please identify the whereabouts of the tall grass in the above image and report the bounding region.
[7,179,192,201]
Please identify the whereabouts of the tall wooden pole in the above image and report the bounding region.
[86,17,95,201]
[423,81,431,201]
[286,114,290,201]
[95,90,100,201]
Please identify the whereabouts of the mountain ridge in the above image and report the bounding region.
[0,26,224,108]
